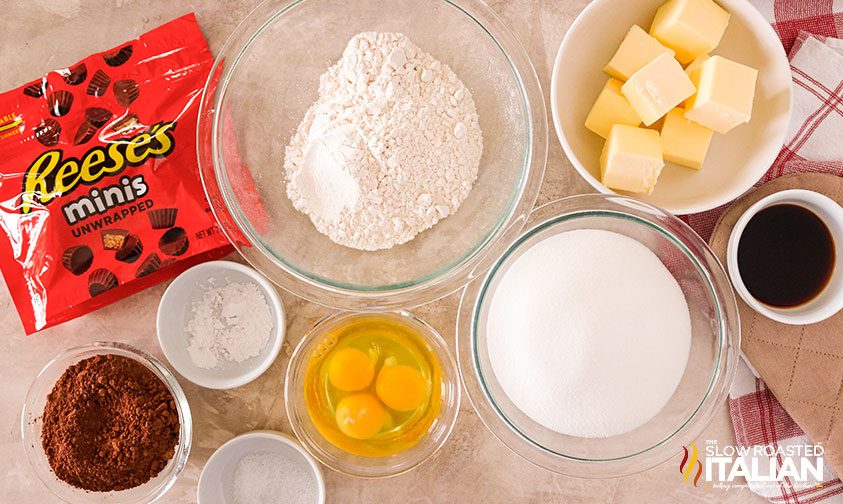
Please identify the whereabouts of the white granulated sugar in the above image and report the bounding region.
[487,229,692,438]
[284,32,483,251]
[186,280,274,369]
[231,451,318,504]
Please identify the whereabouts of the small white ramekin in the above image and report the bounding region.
[157,260,285,389]
[727,189,843,325]
[197,431,325,504]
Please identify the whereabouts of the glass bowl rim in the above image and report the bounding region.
[20,341,192,503]
[284,309,461,478]
[196,0,548,310]
[456,194,741,478]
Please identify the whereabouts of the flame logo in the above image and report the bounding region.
[679,442,703,487]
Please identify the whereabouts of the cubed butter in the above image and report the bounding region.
[660,108,713,169]
[681,54,709,107]
[604,25,675,81]
[621,53,696,126]
[685,55,758,133]
[646,115,665,131]
[684,54,710,76]
[650,0,730,64]
[585,78,642,138]
[600,124,665,194]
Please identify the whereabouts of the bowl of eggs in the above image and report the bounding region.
[285,310,460,478]
[552,0,792,214]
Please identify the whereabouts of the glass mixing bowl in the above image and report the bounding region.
[285,311,460,478]
[456,194,740,478]
[198,0,547,309]
[21,342,192,503]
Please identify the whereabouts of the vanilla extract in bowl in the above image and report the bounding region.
[737,204,835,308]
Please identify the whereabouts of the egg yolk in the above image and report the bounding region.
[335,393,385,440]
[375,364,429,412]
[328,347,374,392]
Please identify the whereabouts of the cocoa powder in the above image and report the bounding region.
[41,354,180,491]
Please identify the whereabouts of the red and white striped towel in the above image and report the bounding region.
[752,0,843,54]
[686,2,843,240]
[714,4,843,502]
[729,362,843,503]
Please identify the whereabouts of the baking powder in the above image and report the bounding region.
[186,279,274,369]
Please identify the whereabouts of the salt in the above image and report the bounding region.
[486,229,692,438]
[231,451,318,504]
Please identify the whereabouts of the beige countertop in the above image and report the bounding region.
[0,1,766,502]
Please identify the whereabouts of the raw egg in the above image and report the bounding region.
[376,363,429,412]
[328,347,374,391]
[335,393,385,440]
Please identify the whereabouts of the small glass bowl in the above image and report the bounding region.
[457,194,740,478]
[285,311,460,478]
[21,342,192,503]
[197,0,547,310]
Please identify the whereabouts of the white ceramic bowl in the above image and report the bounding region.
[727,189,843,324]
[551,0,792,214]
[157,260,285,389]
[197,431,325,504]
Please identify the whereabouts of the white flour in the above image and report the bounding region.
[487,229,692,438]
[186,280,274,369]
[284,32,483,251]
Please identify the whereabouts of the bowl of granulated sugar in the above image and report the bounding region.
[198,431,325,504]
[157,260,285,389]
[457,194,741,478]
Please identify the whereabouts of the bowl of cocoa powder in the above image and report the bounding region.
[21,342,191,503]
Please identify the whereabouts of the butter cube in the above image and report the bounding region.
[681,54,709,107]
[685,55,758,133]
[600,124,665,194]
[604,25,675,81]
[646,116,665,131]
[660,108,713,169]
[684,54,710,76]
[585,78,642,138]
[650,0,730,64]
[621,53,696,126]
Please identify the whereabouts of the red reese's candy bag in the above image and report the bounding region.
[0,14,233,334]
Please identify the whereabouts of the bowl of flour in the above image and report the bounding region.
[197,0,547,310]
[456,194,741,478]
[157,261,286,389]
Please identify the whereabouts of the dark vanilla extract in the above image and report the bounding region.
[737,204,835,308]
